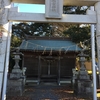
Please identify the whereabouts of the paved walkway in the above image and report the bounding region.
[6,82,93,100]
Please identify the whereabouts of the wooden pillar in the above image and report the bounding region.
[48,61,50,75]
[58,56,60,85]
[37,56,41,85]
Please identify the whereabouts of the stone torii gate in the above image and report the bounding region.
[0,0,100,100]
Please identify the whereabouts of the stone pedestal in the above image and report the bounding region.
[10,68,22,79]
[7,79,24,96]
[74,79,93,95]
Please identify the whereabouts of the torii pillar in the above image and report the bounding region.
[0,0,12,100]
[95,2,100,87]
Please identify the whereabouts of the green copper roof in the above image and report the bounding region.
[20,39,81,52]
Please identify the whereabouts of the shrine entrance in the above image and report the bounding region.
[0,0,100,100]
[41,56,58,83]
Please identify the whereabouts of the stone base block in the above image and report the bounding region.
[7,79,24,96]
[74,79,93,95]
[10,73,22,79]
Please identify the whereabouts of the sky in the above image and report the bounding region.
[14,3,45,13]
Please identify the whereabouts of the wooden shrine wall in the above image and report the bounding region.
[23,52,76,78]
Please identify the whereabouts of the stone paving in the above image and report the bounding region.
[6,82,93,100]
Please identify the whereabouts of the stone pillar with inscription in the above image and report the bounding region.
[0,0,11,99]
[45,0,63,19]
[95,2,100,87]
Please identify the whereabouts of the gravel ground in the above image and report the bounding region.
[6,83,93,100]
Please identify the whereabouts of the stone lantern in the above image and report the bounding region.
[77,50,89,80]
[10,47,22,79]
[7,48,24,96]
[74,50,92,95]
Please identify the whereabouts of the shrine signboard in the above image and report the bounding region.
[45,0,63,19]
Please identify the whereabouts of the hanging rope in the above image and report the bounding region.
[23,40,79,51]
[75,45,78,52]
[59,48,63,55]
[36,45,39,52]
[19,37,96,55]
[42,47,46,54]
[65,47,70,54]
[25,41,28,49]
[49,48,52,55]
